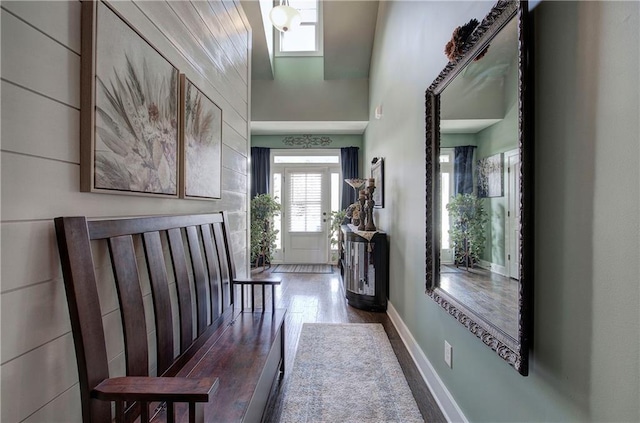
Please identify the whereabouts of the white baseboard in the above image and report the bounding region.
[387,302,468,423]
[478,259,508,277]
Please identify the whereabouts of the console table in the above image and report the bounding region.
[339,224,388,311]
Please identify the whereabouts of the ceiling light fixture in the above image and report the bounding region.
[269,0,301,33]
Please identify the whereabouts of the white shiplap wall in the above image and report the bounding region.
[0,1,251,421]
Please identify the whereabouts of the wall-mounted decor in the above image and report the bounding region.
[477,153,503,198]
[282,135,332,148]
[371,157,384,208]
[80,1,179,196]
[425,0,533,375]
[180,75,222,199]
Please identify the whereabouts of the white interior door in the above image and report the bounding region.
[440,149,455,264]
[506,149,521,279]
[284,167,331,263]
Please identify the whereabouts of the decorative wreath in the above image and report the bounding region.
[444,18,489,62]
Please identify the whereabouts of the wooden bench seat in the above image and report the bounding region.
[55,212,285,423]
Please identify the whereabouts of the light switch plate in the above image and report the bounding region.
[444,341,453,368]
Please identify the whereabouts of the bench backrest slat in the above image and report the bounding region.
[221,211,238,282]
[186,226,208,335]
[212,223,233,308]
[201,224,222,321]
[55,217,111,423]
[167,227,194,353]
[142,231,174,375]
[108,235,149,377]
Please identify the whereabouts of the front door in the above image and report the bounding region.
[283,167,331,263]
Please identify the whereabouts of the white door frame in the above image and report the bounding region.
[440,148,455,264]
[505,148,520,279]
[270,149,341,264]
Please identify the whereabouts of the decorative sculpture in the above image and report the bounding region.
[365,178,377,231]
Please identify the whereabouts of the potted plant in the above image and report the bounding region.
[328,209,347,263]
[446,193,488,270]
[250,194,281,269]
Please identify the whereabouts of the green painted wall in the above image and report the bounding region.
[440,133,477,148]
[274,57,324,81]
[475,53,519,267]
[366,1,639,422]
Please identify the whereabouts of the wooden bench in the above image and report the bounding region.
[54,212,285,423]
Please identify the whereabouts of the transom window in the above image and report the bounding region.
[274,155,338,164]
[276,0,322,56]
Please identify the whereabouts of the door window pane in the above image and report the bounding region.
[281,25,316,52]
[288,173,322,232]
[273,173,282,249]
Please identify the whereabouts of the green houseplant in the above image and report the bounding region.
[328,209,347,262]
[250,194,281,269]
[446,193,488,270]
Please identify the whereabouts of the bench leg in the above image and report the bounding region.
[280,319,286,375]
[167,402,174,423]
[115,401,125,423]
[271,285,276,311]
[189,402,204,423]
[140,401,149,422]
[241,285,245,312]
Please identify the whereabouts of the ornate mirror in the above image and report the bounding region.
[425,0,533,375]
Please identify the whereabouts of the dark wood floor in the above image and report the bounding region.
[251,267,446,423]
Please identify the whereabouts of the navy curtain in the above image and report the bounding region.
[454,146,476,196]
[251,147,270,199]
[340,147,359,210]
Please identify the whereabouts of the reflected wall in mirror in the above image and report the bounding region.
[425,0,533,375]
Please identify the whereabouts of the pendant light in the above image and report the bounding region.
[269,0,302,33]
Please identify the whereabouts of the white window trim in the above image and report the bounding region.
[274,1,323,57]
[271,148,340,168]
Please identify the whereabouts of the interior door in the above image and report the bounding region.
[506,150,521,279]
[284,167,331,263]
[440,149,454,264]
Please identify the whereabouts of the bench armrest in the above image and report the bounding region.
[233,277,281,285]
[92,376,218,403]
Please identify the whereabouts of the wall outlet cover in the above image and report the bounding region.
[444,340,453,368]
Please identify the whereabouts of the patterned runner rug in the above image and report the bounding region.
[280,323,424,423]
[272,264,333,274]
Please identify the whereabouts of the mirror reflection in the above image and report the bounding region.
[439,17,520,339]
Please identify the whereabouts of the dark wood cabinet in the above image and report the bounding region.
[339,225,388,311]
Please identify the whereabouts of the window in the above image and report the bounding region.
[274,155,338,164]
[276,0,322,56]
[288,172,322,232]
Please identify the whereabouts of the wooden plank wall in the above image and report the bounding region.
[0,1,252,421]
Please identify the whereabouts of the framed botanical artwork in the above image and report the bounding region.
[180,75,223,199]
[371,157,384,208]
[477,153,504,198]
[80,1,179,196]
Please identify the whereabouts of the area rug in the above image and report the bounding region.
[280,323,423,423]
[272,264,333,274]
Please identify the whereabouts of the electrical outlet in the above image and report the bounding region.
[444,341,453,368]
